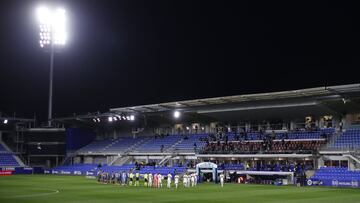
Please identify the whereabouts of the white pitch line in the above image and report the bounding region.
[7,188,60,198]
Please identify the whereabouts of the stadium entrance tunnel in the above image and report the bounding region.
[196,162,218,183]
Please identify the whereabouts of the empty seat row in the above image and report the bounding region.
[330,128,360,149]
[311,167,360,182]
[0,154,19,166]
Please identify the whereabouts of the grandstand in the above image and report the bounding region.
[135,134,182,153]
[76,134,207,154]
[169,133,207,153]
[1,83,360,189]
[330,128,360,149]
[0,142,23,167]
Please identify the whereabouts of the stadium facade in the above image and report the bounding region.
[1,83,360,187]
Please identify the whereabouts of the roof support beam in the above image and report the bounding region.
[158,104,172,109]
[220,98,234,103]
[177,102,191,107]
[142,106,158,111]
[198,100,211,105]
[126,108,142,113]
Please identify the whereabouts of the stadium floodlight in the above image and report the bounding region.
[36,6,67,47]
[186,126,190,130]
[174,111,180,119]
[113,117,118,121]
[3,119,8,124]
[36,6,68,127]
[96,118,100,122]
[126,116,130,121]
[92,118,97,122]
[130,115,135,121]
[122,116,126,120]
[108,117,113,122]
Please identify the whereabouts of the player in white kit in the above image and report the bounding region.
[148,173,153,187]
[167,172,172,188]
[174,174,179,189]
[183,174,188,187]
[220,173,225,187]
[191,173,195,187]
[158,174,163,188]
[187,174,191,187]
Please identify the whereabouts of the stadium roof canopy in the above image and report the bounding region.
[55,83,360,124]
[110,83,360,114]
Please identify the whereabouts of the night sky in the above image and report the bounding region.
[0,0,359,121]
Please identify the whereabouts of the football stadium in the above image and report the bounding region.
[1,1,360,203]
[1,84,360,203]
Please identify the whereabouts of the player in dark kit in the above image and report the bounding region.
[111,171,116,184]
[97,171,102,183]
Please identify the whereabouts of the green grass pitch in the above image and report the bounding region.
[0,175,360,203]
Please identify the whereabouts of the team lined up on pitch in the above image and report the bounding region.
[96,171,224,188]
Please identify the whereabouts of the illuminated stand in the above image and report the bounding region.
[196,162,218,183]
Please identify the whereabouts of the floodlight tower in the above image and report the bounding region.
[36,6,67,126]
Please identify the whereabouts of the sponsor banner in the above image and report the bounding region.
[60,170,71,175]
[52,170,59,174]
[86,171,95,176]
[0,170,13,176]
[309,179,324,186]
[310,179,360,188]
[307,179,323,186]
[74,171,82,175]
[14,167,33,174]
[44,170,50,174]
[331,179,359,188]
[33,167,44,174]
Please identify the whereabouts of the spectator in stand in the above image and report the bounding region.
[235,133,240,141]
[284,132,289,139]
[160,144,164,152]
[201,138,325,154]
[271,130,276,140]
[339,121,343,132]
